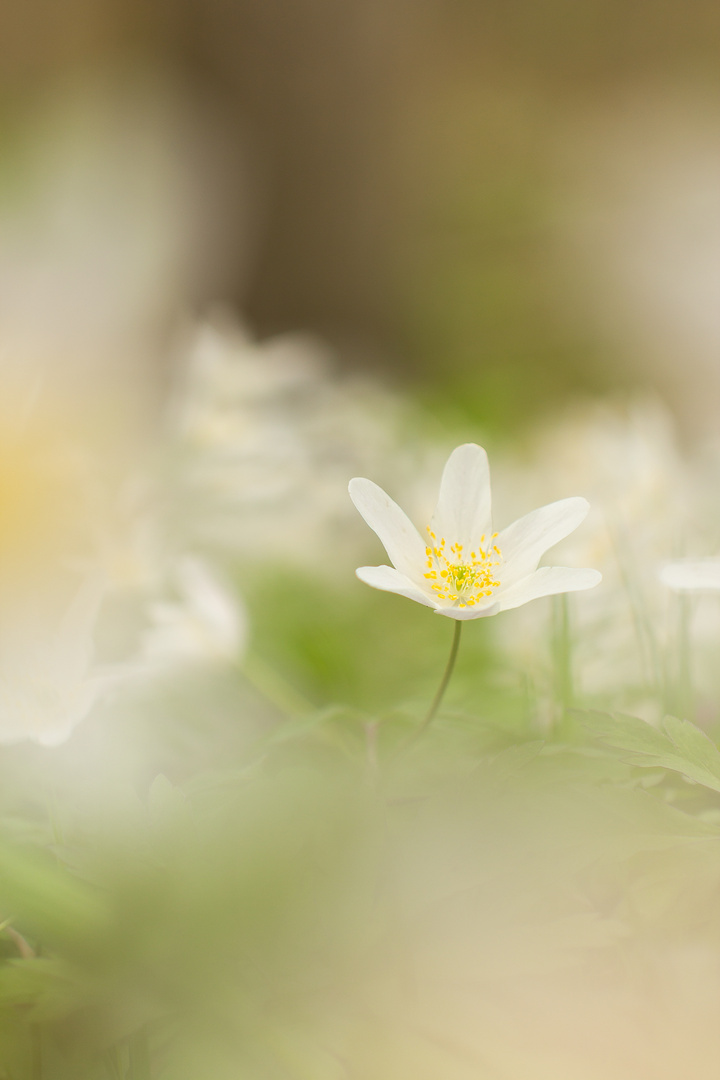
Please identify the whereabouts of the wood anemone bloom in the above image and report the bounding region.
[349,443,601,621]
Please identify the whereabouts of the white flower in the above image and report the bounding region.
[166,315,432,573]
[0,573,121,746]
[349,444,601,620]
[660,560,720,592]
[141,556,247,667]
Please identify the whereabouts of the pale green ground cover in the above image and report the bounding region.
[1,325,720,1078]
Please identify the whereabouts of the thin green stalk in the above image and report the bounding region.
[45,783,64,853]
[128,1027,151,1080]
[610,524,664,702]
[411,620,463,743]
[675,593,694,720]
[31,1025,42,1080]
[240,655,315,718]
[552,593,573,731]
[365,719,380,783]
[103,1045,125,1080]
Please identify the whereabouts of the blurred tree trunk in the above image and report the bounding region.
[0,0,419,363]
[160,0,418,358]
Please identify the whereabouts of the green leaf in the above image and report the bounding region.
[661,715,720,788]
[0,957,83,1019]
[578,710,671,757]
[255,705,350,750]
[577,709,720,794]
[0,842,109,952]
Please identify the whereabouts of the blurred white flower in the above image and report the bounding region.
[0,574,120,747]
[661,560,720,592]
[490,400,720,716]
[349,443,601,620]
[86,477,165,594]
[165,314,433,573]
[141,556,247,667]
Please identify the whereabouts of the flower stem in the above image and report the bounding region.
[128,1026,151,1080]
[103,1045,125,1080]
[31,1025,42,1080]
[414,620,463,741]
[551,593,573,729]
[675,593,694,720]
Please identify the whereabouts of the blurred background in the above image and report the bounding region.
[2,0,720,434]
[5,6,720,1078]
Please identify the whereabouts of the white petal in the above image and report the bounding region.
[349,478,426,581]
[177,557,246,656]
[435,600,501,621]
[497,497,590,585]
[660,559,720,591]
[429,444,492,551]
[498,566,602,611]
[355,565,436,608]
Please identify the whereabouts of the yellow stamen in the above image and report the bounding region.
[423,528,503,609]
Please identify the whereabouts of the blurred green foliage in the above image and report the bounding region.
[3,584,720,1077]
